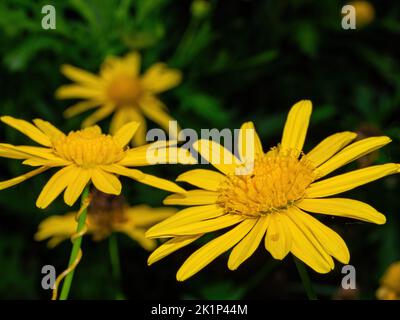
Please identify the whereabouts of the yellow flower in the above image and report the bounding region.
[348,1,375,28]
[376,261,400,300]
[35,190,177,251]
[146,100,399,281]
[56,52,182,146]
[0,116,184,209]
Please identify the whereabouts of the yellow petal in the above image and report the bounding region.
[285,208,334,273]
[238,121,263,162]
[316,136,391,178]
[90,168,121,195]
[113,121,140,147]
[306,163,399,198]
[297,198,386,224]
[0,144,55,161]
[138,172,186,194]
[81,104,115,128]
[265,213,292,260]
[146,205,224,238]
[33,119,65,140]
[148,235,203,266]
[1,116,51,146]
[101,164,144,180]
[63,100,102,118]
[22,158,70,167]
[123,52,141,76]
[55,85,103,99]
[0,166,48,190]
[163,190,217,206]
[36,166,76,209]
[193,139,240,175]
[280,100,312,156]
[139,96,180,140]
[147,214,244,238]
[306,131,357,167]
[290,207,350,264]
[110,108,147,146]
[123,205,177,228]
[141,63,182,93]
[228,216,269,270]
[64,167,91,206]
[176,169,225,191]
[176,219,256,281]
[60,64,100,86]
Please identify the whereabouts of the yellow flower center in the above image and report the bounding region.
[217,147,316,217]
[53,126,125,167]
[107,74,142,106]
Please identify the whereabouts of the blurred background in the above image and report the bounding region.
[0,0,400,299]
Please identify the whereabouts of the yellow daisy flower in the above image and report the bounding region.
[376,261,400,300]
[146,100,399,281]
[35,190,177,251]
[56,52,182,146]
[0,116,184,209]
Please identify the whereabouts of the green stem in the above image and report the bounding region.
[59,185,90,300]
[294,256,317,300]
[109,233,125,299]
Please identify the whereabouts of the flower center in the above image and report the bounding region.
[217,147,316,217]
[87,191,127,241]
[107,74,142,106]
[53,126,125,167]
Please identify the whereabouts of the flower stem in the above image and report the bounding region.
[59,185,90,300]
[109,233,125,299]
[293,256,317,300]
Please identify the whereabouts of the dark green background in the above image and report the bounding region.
[0,0,399,299]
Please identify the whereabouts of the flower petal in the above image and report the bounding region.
[33,119,65,140]
[176,169,225,191]
[146,205,224,237]
[0,166,49,190]
[176,219,256,281]
[297,198,386,224]
[238,121,263,162]
[306,163,399,198]
[265,213,292,260]
[193,139,240,175]
[36,166,76,209]
[316,136,391,178]
[141,63,182,93]
[306,131,357,167]
[55,85,103,99]
[110,108,147,146]
[1,116,51,146]
[163,190,217,206]
[280,100,312,156]
[228,216,269,270]
[60,64,100,86]
[147,235,203,266]
[289,207,350,264]
[64,167,91,206]
[285,208,334,273]
[122,205,177,228]
[90,168,121,195]
[147,214,244,238]
[113,121,140,147]
[63,100,102,118]
[82,103,115,127]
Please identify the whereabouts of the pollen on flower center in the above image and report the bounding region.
[53,126,125,167]
[217,147,316,217]
[107,74,142,105]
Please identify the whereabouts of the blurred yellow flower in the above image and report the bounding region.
[146,100,399,281]
[348,1,375,28]
[56,52,182,145]
[377,261,400,300]
[35,191,177,251]
[0,117,184,209]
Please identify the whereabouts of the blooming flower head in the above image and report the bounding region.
[146,100,399,281]
[56,52,182,145]
[0,116,184,209]
[35,190,177,251]
[376,261,400,300]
